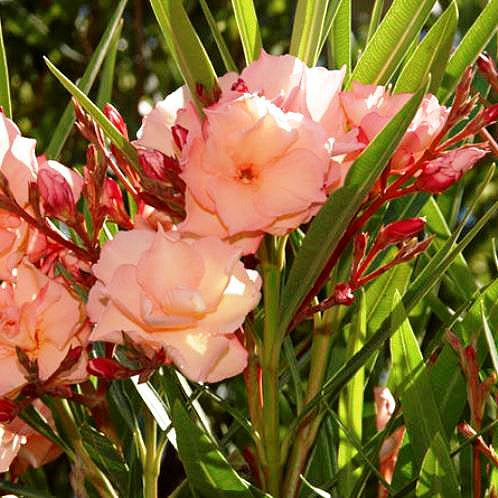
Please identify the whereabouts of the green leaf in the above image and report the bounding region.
[366,0,385,44]
[96,20,122,108]
[337,290,366,497]
[45,0,127,159]
[389,292,447,465]
[280,85,427,337]
[231,0,263,65]
[0,18,12,119]
[349,0,436,85]
[329,0,351,78]
[394,1,458,93]
[290,0,330,65]
[438,0,498,103]
[44,57,138,169]
[416,433,461,497]
[481,298,498,373]
[0,481,55,498]
[149,0,217,112]
[172,401,253,497]
[199,0,237,72]
[80,424,128,496]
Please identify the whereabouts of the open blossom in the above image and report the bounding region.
[0,400,61,474]
[179,94,330,249]
[0,261,88,398]
[340,82,449,171]
[87,228,261,383]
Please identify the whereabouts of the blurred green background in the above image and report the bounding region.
[0,0,496,282]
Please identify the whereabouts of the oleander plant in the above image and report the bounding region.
[0,0,497,497]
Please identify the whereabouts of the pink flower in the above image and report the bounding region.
[0,400,61,473]
[415,147,488,193]
[0,261,88,398]
[87,228,261,383]
[0,113,38,207]
[340,83,449,171]
[179,94,330,247]
[0,210,29,281]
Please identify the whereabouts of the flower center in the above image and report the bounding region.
[237,163,257,184]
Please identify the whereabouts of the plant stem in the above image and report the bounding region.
[260,237,283,497]
[144,409,159,498]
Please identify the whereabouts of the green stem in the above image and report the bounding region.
[144,410,159,498]
[282,308,337,498]
[260,237,283,497]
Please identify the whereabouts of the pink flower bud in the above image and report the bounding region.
[102,178,133,229]
[104,104,128,139]
[37,168,76,220]
[334,282,355,305]
[137,148,181,181]
[376,218,426,248]
[87,358,130,380]
[415,147,488,193]
[0,398,17,423]
[172,124,188,151]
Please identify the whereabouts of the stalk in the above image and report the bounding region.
[144,409,159,498]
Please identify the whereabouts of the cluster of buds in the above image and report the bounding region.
[87,333,170,384]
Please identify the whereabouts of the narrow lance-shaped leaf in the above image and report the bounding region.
[44,57,139,170]
[337,290,366,496]
[416,433,461,497]
[349,0,436,86]
[438,0,498,103]
[172,401,254,497]
[328,0,351,78]
[96,20,123,109]
[149,0,218,112]
[290,0,330,66]
[394,1,458,94]
[199,0,237,72]
[280,83,428,338]
[366,0,385,44]
[46,0,127,159]
[481,298,498,373]
[231,0,263,65]
[0,18,12,119]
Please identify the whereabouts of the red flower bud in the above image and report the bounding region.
[334,283,355,305]
[137,148,182,181]
[483,103,498,125]
[37,168,77,220]
[87,358,131,380]
[104,104,128,139]
[103,178,133,229]
[376,218,426,248]
[172,124,188,151]
[0,398,17,423]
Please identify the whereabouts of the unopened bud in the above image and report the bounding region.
[416,147,488,194]
[104,104,128,139]
[137,148,181,181]
[482,104,498,125]
[0,398,17,423]
[172,124,188,151]
[87,358,131,380]
[103,178,133,229]
[37,168,76,220]
[477,53,498,91]
[334,283,355,305]
[377,218,426,248]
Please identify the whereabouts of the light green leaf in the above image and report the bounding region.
[280,85,427,338]
[338,290,366,497]
[349,0,436,85]
[290,0,330,65]
[199,0,237,72]
[96,20,122,108]
[231,0,262,65]
[0,18,12,119]
[394,1,458,93]
[44,57,139,170]
[173,401,254,497]
[329,0,351,78]
[366,0,385,43]
[389,292,447,465]
[46,0,127,159]
[149,0,218,112]
[438,0,498,103]
[416,433,461,497]
[481,298,498,373]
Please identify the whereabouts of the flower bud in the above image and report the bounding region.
[483,103,498,125]
[104,104,128,139]
[415,147,488,194]
[477,53,498,91]
[172,124,188,151]
[137,148,182,183]
[87,358,131,380]
[37,168,77,220]
[376,218,426,249]
[0,398,17,423]
[334,283,354,305]
[102,178,133,229]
